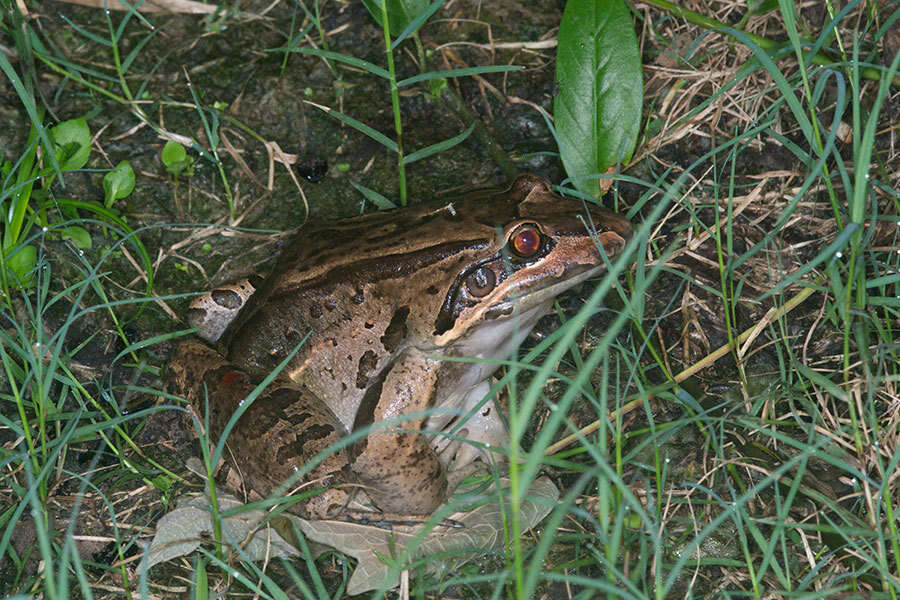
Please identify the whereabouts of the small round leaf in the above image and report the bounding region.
[51,118,91,171]
[161,141,187,167]
[103,160,136,205]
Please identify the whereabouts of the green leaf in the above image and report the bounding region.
[361,0,429,37]
[391,0,445,48]
[304,101,399,154]
[554,0,643,198]
[51,118,91,171]
[61,226,92,249]
[748,0,779,16]
[161,140,187,167]
[283,47,389,79]
[161,141,193,176]
[351,182,396,210]
[397,65,522,87]
[4,244,37,288]
[102,160,135,207]
[402,122,476,164]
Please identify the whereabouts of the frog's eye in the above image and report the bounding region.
[465,266,496,297]
[510,225,541,257]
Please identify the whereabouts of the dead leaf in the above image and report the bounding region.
[147,477,558,595]
[147,494,298,568]
[290,476,559,594]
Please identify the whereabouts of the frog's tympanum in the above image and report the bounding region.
[167,174,632,519]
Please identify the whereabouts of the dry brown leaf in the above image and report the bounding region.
[290,476,559,594]
[148,477,559,594]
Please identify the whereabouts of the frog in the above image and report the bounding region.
[166,174,633,519]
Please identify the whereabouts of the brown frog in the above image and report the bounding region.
[167,174,632,518]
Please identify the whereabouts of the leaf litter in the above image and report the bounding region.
[148,475,559,594]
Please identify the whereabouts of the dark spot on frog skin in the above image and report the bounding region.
[426,285,439,295]
[268,389,315,419]
[356,350,378,389]
[248,274,266,289]
[380,306,409,352]
[352,368,385,436]
[276,423,338,463]
[212,289,243,309]
[309,303,323,318]
[364,321,375,329]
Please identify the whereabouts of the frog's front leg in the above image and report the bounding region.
[433,380,510,474]
[350,348,447,515]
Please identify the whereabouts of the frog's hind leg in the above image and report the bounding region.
[166,339,352,519]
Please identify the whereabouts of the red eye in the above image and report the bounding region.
[511,225,541,257]
[465,267,496,297]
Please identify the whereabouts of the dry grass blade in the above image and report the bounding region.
[50,0,219,13]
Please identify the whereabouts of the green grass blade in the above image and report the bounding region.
[391,0,446,49]
[851,47,900,224]
[397,65,522,87]
[0,56,59,181]
[402,122,475,164]
[350,182,396,210]
[277,47,390,79]
[303,101,399,153]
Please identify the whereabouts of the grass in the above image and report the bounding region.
[1,0,899,598]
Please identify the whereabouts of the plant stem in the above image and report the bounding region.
[380,1,407,206]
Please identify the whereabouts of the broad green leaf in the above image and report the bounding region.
[554,0,643,198]
[361,0,429,37]
[51,118,91,171]
[103,160,135,207]
[161,141,193,177]
[391,0,445,48]
[4,244,37,287]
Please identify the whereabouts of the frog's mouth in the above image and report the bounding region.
[482,262,606,321]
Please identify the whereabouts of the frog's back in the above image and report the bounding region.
[224,193,515,427]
